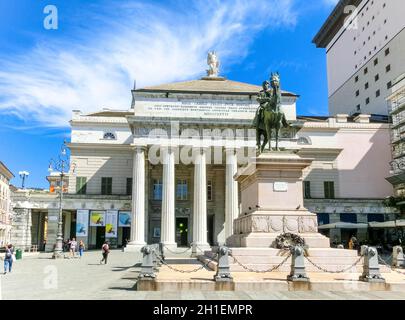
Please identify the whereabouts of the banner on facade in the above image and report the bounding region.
[105,210,118,238]
[76,210,89,237]
[90,211,106,227]
[118,211,131,227]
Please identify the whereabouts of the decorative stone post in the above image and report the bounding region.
[126,146,147,251]
[214,246,233,282]
[225,148,239,242]
[287,246,309,282]
[192,148,210,250]
[393,246,405,268]
[359,246,385,283]
[161,147,177,250]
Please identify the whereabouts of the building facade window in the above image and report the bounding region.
[340,213,357,223]
[376,90,380,97]
[207,180,213,201]
[317,213,329,226]
[126,178,132,196]
[355,90,360,97]
[355,75,359,83]
[385,48,390,56]
[303,181,311,199]
[103,132,116,140]
[153,179,162,200]
[101,177,112,195]
[324,181,335,199]
[76,177,87,195]
[176,179,188,200]
[364,67,368,75]
[366,97,370,104]
[374,58,378,66]
[387,81,392,89]
[386,64,391,73]
[365,82,369,90]
[375,74,379,82]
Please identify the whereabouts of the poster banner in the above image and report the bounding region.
[105,210,118,238]
[118,211,131,227]
[90,210,106,227]
[76,210,89,237]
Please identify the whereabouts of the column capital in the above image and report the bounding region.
[131,144,147,152]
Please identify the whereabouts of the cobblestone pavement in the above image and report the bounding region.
[1,250,405,300]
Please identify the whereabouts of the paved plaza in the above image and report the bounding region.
[1,250,405,300]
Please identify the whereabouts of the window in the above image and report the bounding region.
[176,179,188,200]
[324,181,335,199]
[356,104,361,111]
[387,81,392,89]
[385,48,390,56]
[374,58,378,66]
[386,64,391,73]
[76,177,87,195]
[303,181,311,199]
[317,213,329,226]
[103,132,116,140]
[366,97,370,105]
[368,214,384,223]
[207,180,213,201]
[355,75,359,83]
[365,82,369,90]
[355,90,360,97]
[375,74,379,82]
[101,177,112,195]
[153,179,162,200]
[376,90,380,97]
[364,68,368,75]
[340,213,357,223]
[126,178,132,196]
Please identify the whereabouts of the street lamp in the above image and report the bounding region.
[18,171,29,189]
[48,140,70,259]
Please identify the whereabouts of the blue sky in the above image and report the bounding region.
[0,0,338,188]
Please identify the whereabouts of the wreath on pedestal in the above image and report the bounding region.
[275,233,305,249]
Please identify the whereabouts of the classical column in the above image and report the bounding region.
[225,148,239,241]
[160,147,177,249]
[126,146,146,251]
[192,148,210,249]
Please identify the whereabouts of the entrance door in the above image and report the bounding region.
[176,218,188,247]
[208,215,214,246]
[96,227,106,249]
[122,227,131,247]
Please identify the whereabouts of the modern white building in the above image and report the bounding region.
[0,161,14,247]
[313,0,405,116]
[10,60,397,251]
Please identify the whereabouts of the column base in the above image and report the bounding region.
[52,251,65,259]
[193,243,211,254]
[124,242,146,253]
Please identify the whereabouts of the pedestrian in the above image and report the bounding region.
[69,238,77,258]
[100,241,110,264]
[3,244,14,274]
[79,240,85,258]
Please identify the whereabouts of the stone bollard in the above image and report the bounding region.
[393,246,405,268]
[287,246,309,282]
[191,242,197,258]
[359,246,385,283]
[138,245,156,279]
[214,246,233,282]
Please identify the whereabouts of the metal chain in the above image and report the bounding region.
[154,252,218,273]
[163,245,192,255]
[230,252,292,273]
[378,255,405,275]
[304,254,364,274]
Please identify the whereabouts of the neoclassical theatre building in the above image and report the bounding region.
[11,66,397,252]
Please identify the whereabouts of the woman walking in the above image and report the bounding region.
[78,240,85,258]
[3,244,14,274]
[100,241,110,264]
[69,238,77,258]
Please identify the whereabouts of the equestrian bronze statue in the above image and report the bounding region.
[253,72,289,152]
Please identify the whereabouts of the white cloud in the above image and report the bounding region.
[0,0,297,127]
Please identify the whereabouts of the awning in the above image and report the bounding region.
[369,220,405,228]
[318,222,368,230]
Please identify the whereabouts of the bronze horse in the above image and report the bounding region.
[257,73,289,152]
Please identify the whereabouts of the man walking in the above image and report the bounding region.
[3,244,14,274]
[100,241,110,264]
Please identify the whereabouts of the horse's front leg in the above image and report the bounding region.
[267,127,272,151]
[275,128,279,151]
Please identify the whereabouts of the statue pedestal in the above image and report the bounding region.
[227,151,330,248]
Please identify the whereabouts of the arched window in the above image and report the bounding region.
[103,132,116,140]
[297,136,312,145]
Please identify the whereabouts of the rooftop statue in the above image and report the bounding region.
[254,72,289,152]
[206,51,220,77]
